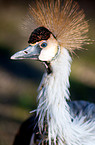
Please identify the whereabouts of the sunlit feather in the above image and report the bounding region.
[28,0,89,52]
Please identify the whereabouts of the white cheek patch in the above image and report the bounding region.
[39,46,57,61]
[38,34,59,61]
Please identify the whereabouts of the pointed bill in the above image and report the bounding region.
[11,45,41,60]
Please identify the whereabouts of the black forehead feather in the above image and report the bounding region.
[28,27,52,44]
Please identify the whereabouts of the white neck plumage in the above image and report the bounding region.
[36,47,95,145]
[37,48,72,144]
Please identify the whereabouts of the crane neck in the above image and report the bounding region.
[37,48,72,144]
[31,48,95,145]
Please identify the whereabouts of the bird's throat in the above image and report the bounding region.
[43,61,52,74]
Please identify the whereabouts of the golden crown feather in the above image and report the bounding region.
[24,0,89,53]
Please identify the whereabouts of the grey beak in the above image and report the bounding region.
[11,45,41,60]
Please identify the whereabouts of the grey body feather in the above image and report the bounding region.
[68,101,95,121]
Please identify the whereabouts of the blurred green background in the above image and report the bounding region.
[0,0,95,145]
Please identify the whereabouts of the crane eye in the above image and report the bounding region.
[40,42,47,48]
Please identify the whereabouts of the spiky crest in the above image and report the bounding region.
[27,0,89,53]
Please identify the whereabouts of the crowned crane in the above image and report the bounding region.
[11,0,95,144]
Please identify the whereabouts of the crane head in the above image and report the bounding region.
[11,27,59,62]
[11,0,90,64]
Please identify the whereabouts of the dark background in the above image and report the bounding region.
[0,0,95,145]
